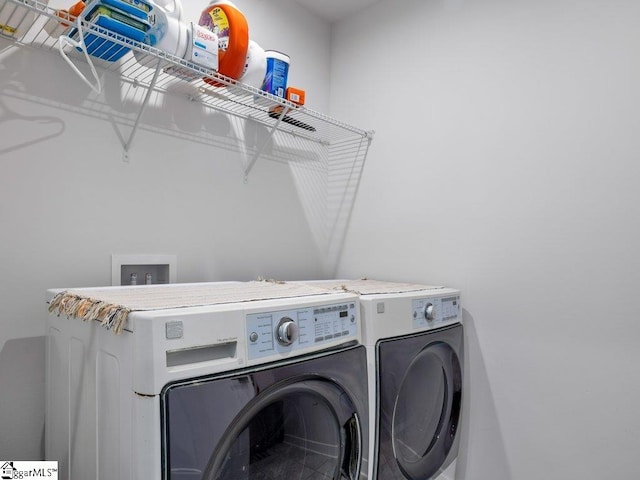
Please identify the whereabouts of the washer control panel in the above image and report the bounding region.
[412,295,461,329]
[247,302,358,360]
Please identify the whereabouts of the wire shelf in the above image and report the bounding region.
[1,0,372,272]
[0,0,373,149]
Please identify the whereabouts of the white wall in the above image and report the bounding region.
[331,0,640,478]
[0,0,332,459]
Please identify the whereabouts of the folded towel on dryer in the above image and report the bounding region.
[299,278,444,296]
[48,280,336,335]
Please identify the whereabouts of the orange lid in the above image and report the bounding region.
[57,1,85,27]
[68,0,85,17]
[199,1,249,87]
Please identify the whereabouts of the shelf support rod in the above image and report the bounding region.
[243,106,291,182]
[123,60,162,162]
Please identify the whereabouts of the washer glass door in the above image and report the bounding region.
[164,376,361,480]
[376,326,463,480]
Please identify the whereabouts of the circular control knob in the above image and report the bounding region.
[423,303,435,321]
[276,317,298,346]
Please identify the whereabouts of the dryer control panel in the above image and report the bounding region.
[412,295,461,329]
[246,302,358,360]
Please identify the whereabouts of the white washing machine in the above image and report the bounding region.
[297,280,463,480]
[45,281,369,480]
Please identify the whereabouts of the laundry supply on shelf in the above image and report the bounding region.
[162,21,219,80]
[286,86,305,105]
[185,22,218,69]
[262,50,289,98]
[226,39,266,96]
[43,0,85,38]
[132,0,189,68]
[198,0,249,86]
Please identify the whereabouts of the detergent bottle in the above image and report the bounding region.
[199,0,249,86]
[133,0,188,68]
[229,39,267,96]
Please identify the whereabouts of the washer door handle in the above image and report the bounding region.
[341,412,362,480]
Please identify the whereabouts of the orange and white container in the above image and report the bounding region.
[198,0,249,86]
[228,39,266,96]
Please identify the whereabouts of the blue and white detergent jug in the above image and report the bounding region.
[133,0,188,67]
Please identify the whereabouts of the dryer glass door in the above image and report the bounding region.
[164,372,363,480]
[203,378,361,480]
[376,325,463,480]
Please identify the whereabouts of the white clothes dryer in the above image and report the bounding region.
[298,280,463,480]
[45,281,369,480]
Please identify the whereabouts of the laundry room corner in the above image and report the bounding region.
[329,0,640,478]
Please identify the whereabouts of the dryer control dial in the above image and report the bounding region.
[423,303,435,321]
[276,317,298,346]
